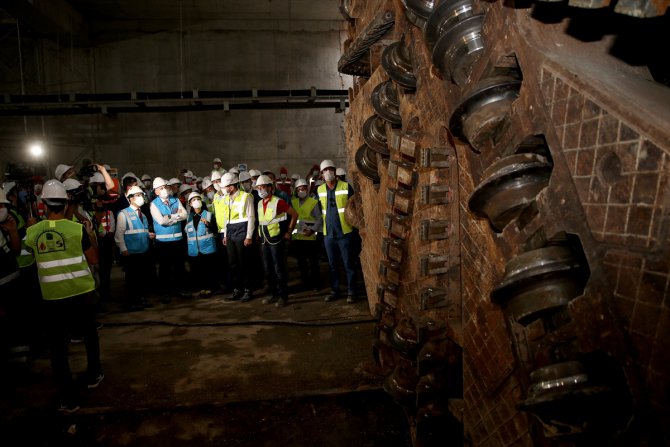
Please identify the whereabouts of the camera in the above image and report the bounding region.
[79,164,99,178]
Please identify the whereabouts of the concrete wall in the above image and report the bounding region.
[0,19,351,180]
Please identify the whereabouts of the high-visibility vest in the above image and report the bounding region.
[291,197,318,241]
[9,208,34,268]
[25,219,95,300]
[151,197,183,242]
[318,181,353,236]
[185,210,216,256]
[258,196,286,239]
[121,207,150,254]
[214,190,250,233]
[0,228,20,285]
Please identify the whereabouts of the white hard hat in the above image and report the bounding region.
[178,184,192,195]
[248,169,261,177]
[187,191,202,202]
[89,172,105,183]
[320,159,336,171]
[55,164,73,181]
[167,177,181,186]
[254,175,273,187]
[336,168,346,176]
[294,179,308,188]
[238,171,251,182]
[221,172,239,187]
[201,179,213,190]
[2,182,16,194]
[196,177,203,182]
[213,157,222,164]
[229,167,239,174]
[185,170,194,178]
[126,185,144,197]
[203,176,211,183]
[103,164,111,170]
[0,188,9,204]
[141,174,151,181]
[210,170,222,182]
[122,172,141,184]
[153,177,169,189]
[63,178,83,191]
[291,173,300,180]
[41,179,68,202]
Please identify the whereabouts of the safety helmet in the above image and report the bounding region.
[153,177,169,189]
[228,167,239,175]
[126,185,144,198]
[213,157,222,164]
[41,179,68,203]
[167,177,181,186]
[279,166,288,174]
[294,179,308,189]
[2,182,16,194]
[122,171,139,182]
[196,177,203,183]
[248,169,261,177]
[238,171,251,183]
[0,188,9,204]
[221,172,239,188]
[178,184,192,196]
[89,172,104,183]
[103,164,111,170]
[185,170,194,178]
[336,168,346,176]
[55,164,73,181]
[141,174,151,181]
[291,173,300,180]
[210,170,222,182]
[201,179,213,191]
[63,178,83,191]
[187,191,202,203]
[262,169,275,177]
[320,159,336,171]
[254,175,273,187]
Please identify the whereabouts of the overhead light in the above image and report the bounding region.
[29,142,44,158]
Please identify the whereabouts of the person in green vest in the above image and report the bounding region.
[291,178,322,291]
[24,179,103,414]
[317,160,357,304]
[255,175,298,307]
[0,187,23,366]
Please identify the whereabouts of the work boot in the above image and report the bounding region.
[346,295,357,304]
[262,295,279,305]
[240,289,253,302]
[275,297,287,307]
[140,297,154,308]
[324,291,339,302]
[223,289,242,303]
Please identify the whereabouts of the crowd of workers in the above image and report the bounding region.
[0,157,360,413]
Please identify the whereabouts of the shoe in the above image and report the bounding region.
[160,295,172,304]
[191,291,202,298]
[240,290,253,302]
[346,295,357,304]
[58,402,81,414]
[179,290,192,298]
[262,295,279,305]
[70,336,83,343]
[200,290,212,298]
[87,373,105,389]
[140,298,154,308]
[275,298,287,307]
[231,289,243,300]
[324,291,339,302]
[96,321,104,330]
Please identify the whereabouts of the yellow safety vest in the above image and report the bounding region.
[214,190,250,233]
[291,197,318,241]
[258,196,287,238]
[25,219,95,300]
[318,181,353,236]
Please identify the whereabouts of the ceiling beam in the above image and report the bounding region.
[0,0,89,47]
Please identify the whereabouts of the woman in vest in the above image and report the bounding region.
[291,179,322,291]
[255,175,298,307]
[115,186,154,311]
[185,192,218,298]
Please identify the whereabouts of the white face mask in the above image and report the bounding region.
[213,183,221,191]
[280,173,286,179]
[143,180,151,188]
[323,171,336,182]
[206,191,215,200]
[159,188,169,199]
[0,208,7,223]
[191,199,202,209]
[132,196,145,207]
[257,189,269,199]
[297,190,307,199]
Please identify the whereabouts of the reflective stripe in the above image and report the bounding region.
[0,270,20,286]
[334,190,348,196]
[125,229,148,234]
[40,268,91,283]
[37,255,86,270]
[228,217,249,224]
[187,233,215,242]
[155,232,182,240]
[20,249,32,256]
[318,192,327,198]
[259,214,287,226]
[322,208,346,214]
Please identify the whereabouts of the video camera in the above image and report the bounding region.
[79,164,99,178]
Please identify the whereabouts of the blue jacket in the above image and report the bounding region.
[185,210,216,256]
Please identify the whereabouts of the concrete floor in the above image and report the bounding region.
[0,263,411,446]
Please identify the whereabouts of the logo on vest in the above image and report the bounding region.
[36,230,66,253]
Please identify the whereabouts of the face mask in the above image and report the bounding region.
[213,183,221,191]
[323,171,336,182]
[297,190,307,199]
[159,189,169,200]
[312,170,318,177]
[191,199,202,209]
[280,173,286,179]
[133,196,145,207]
[258,189,269,199]
[143,181,151,188]
[241,181,252,192]
[206,191,215,200]
[0,208,7,223]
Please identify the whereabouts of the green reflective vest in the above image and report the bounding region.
[213,190,250,233]
[258,196,287,238]
[25,219,95,300]
[291,197,318,241]
[318,181,353,236]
